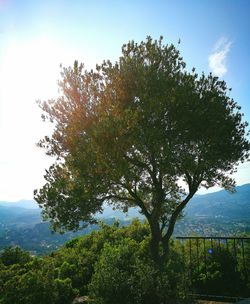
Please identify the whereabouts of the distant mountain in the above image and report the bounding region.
[185,183,250,219]
[97,204,141,220]
[0,200,39,209]
[0,205,40,227]
[0,184,249,225]
[100,183,250,220]
[1,184,249,222]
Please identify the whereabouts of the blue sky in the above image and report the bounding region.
[0,0,249,200]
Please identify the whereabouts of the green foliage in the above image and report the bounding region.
[54,278,77,304]
[89,232,187,304]
[89,223,186,304]
[0,246,32,266]
[89,239,143,304]
[0,221,173,303]
[0,253,77,304]
[0,220,249,303]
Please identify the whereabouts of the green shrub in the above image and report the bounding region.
[0,246,32,266]
[89,238,188,304]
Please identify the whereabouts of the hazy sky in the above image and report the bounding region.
[0,0,249,201]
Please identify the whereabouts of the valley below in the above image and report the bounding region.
[0,184,249,255]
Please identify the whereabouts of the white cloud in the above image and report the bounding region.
[209,37,232,77]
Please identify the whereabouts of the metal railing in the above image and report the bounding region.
[176,236,250,302]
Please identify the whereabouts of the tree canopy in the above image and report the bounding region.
[35,36,250,264]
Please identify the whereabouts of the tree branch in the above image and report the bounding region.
[122,183,151,220]
[162,187,197,249]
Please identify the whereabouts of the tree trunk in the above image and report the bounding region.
[150,233,161,265]
[148,220,162,266]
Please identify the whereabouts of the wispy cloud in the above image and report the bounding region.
[209,37,232,77]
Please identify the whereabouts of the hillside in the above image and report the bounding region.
[185,183,250,219]
[0,184,249,253]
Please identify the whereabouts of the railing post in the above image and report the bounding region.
[203,238,207,279]
[196,238,199,273]
[189,238,192,292]
[241,239,247,281]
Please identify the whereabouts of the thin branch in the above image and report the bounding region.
[97,194,135,204]
[160,219,168,234]
[124,154,153,175]
[123,184,151,219]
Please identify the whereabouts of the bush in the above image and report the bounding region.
[89,238,188,304]
[0,246,32,266]
[0,258,77,304]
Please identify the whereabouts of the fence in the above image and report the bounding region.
[175,236,250,302]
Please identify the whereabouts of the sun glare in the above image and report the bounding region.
[0,34,98,200]
[0,37,63,156]
[0,37,64,200]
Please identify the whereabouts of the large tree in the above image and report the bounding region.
[35,37,249,265]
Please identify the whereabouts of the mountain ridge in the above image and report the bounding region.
[185,183,250,219]
[0,183,249,219]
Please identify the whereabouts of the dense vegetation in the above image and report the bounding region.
[0,221,249,304]
[0,221,182,304]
